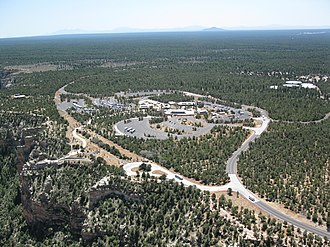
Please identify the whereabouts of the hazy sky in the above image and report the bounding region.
[1,0,330,38]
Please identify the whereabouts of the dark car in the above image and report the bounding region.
[249,196,255,202]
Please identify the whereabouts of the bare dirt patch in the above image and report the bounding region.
[213,192,257,240]
[89,131,145,162]
[152,170,167,176]
[100,61,145,68]
[6,63,72,74]
[254,119,262,128]
[227,123,244,127]
[214,191,262,213]
[55,86,127,167]
[179,119,205,127]
[132,167,139,172]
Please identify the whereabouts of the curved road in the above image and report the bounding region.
[225,114,330,237]
[123,107,330,238]
[272,112,330,125]
[56,85,330,237]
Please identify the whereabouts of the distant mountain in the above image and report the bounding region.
[202,27,225,32]
[50,26,206,36]
[50,29,90,35]
[18,25,330,40]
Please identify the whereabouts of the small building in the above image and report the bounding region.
[139,103,152,109]
[163,104,171,109]
[285,81,302,85]
[139,99,162,110]
[177,102,196,106]
[197,109,208,115]
[283,84,300,88]
[301,83,317,89]
[12,94,26,99]
[164,109,195,116]
[73,102,83,108]
[282,81,317,89]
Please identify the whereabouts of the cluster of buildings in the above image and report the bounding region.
[283,81,317,89]
[298,75,328,83]
[71,101,94,114]
[96,98,127,110]
[139,99,197,116]
[202,101,248,121]
[138,99,167,111]
[270,81,318,90]
[138,98,248,120]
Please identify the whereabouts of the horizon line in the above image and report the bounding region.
[1,26,330,40]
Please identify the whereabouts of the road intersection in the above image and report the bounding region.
[123,110,330,238]
[55,84,330,238]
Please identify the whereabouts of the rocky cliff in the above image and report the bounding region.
[21,186,85,239]
[20,156,141,242]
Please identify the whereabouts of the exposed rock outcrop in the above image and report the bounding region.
[20,157,141,241]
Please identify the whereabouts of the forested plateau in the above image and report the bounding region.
[0,30,330,245]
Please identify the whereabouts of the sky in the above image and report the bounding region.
[1,0,330,38]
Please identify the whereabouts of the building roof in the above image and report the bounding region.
[164,109,195,116]
[177,102,196,106]
[283,84,300,88]
[285,80,302,84]
[301,83,317,89]
[12,94,26,99]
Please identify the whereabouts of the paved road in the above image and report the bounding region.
[115,116,218,140]
[272,112,330,124]
[56,85,330,237]
[227,117,330,237]
[256,201,330,237]
[226,133,256,174]
[56,83,86,112]
[123,162,232,192]
[116,117,168,140]
[122,107,330,238]
[115,90,173,98]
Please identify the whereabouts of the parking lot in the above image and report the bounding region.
[116,117,168,140]
[115,116,217,140]
[57,99,86,111]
